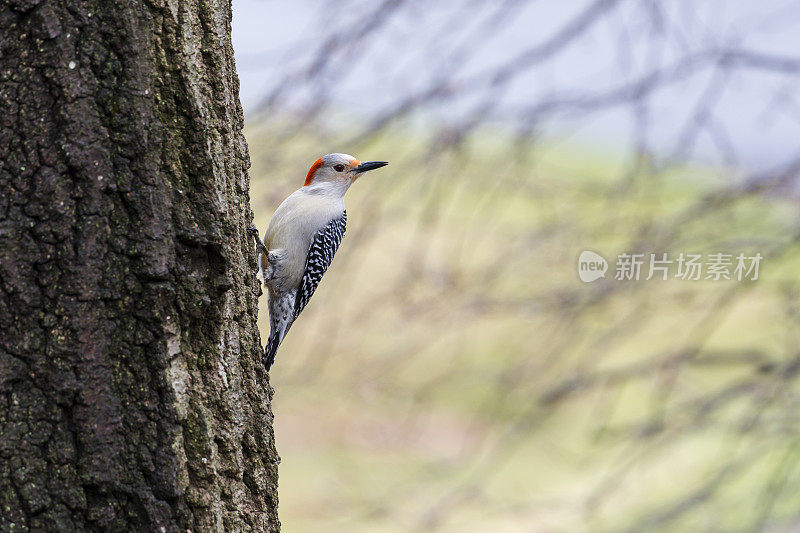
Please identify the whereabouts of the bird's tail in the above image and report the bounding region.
[264,321,294,370]
[264,291,296,370]
[264,333,281,370]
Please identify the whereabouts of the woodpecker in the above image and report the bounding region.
[249,153,388,369]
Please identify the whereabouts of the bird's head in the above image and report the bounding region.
[303,153,388,188]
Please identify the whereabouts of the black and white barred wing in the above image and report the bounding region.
[293,212,347,319]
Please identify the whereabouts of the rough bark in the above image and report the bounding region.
[0,0,279,531]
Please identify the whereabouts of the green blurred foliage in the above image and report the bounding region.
[247,123,800,532]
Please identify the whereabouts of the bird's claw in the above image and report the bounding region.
[248,226,268,254]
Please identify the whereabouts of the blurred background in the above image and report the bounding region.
[234,1,800,531]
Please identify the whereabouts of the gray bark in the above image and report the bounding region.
[0,0,279,530]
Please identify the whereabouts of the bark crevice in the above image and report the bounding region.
[0,1,279,530]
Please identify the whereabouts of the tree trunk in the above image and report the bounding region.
[0,0,279,531]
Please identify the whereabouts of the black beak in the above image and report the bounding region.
[354,161,388,173]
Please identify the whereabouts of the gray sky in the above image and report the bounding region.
[232,0,800,170]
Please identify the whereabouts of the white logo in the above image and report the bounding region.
[578,250,608,283]
[578,251,762,282]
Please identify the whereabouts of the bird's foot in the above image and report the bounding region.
[247,226,268,254]
[247,226,269,282]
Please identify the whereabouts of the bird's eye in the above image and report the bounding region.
[333,164,346,172]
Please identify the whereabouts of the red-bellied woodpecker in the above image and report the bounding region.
[249,154,388,369]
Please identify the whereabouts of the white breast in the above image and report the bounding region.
[264,185,345,291]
